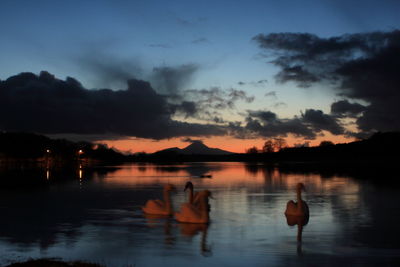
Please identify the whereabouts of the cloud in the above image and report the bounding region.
[265,91,277,98]
[244,109,344,139]
[301,109,345,135]
[191,38,209,44]
[75,49,142,89]
[181,137,203,144]
[331,100,366,118]
[237,79,268,87]
[0,71,226,139]
[149,43,172,48]
[179,87,255,122]
[253,30,400,134]
[151,64,199,95]
[175,16,207,26]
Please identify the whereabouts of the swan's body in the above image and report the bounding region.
[142,184,176,216]
[285,183,309,217]
[175,190,212,224]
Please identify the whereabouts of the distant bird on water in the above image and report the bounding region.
[142,184,176,216]
[285,182,309,217]
[175,190,212,224]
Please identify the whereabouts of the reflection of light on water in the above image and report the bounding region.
[341,194,360,210]
[46,169,50,180]
[79,164,83,188]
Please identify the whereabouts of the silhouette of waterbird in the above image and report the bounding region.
[285,183,309,217]
[142,184,176,216]
[175,190,212,224]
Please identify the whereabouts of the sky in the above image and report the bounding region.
[1,0,400,153]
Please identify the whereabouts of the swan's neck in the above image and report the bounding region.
[296,189,302,204]
[296,189,305,214]
[188,188,194,204]
[163,190,173,213]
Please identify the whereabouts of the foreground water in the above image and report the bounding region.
[0,162,399,266]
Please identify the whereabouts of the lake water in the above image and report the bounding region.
[1,162,399,266]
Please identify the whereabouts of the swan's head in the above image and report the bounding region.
[164,184,176,192]
[296,183,306,192]
[184,181,194,192]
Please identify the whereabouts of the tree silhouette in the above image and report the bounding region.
[262,138,287,153]
[262,140,274,153]
[246,146,259,154]
[273,137,287,151]
[319,140,334,146]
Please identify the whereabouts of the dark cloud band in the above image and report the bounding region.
[0,71,225,139]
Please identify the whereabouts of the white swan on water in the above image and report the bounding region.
[285,183,309,217]
[175,190,212,224]
[142,184,176,216]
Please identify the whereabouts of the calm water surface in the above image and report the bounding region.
[1,162,399,266]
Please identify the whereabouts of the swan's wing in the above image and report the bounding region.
[175,203,202,222]
[285,200,298,215]
[143,199,166,214]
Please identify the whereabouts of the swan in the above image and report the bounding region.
[142,184,176,216]
[285,182,309,217]
[175,190,212,224]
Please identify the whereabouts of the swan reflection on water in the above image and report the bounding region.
[143,213,176,245]
[142,214,212,255]
[179,223,212,257]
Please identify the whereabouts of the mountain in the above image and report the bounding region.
[154,142,234,155]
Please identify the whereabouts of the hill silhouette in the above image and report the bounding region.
[154,141,234,155]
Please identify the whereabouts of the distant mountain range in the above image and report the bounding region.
[154,141,234,155]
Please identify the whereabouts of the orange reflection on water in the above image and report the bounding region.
[100,163,360,197]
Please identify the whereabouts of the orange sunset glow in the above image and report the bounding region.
[99,132,355,154]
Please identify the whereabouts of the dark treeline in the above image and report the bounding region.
[1,131,400,165]
[133,132,400,164]
[0,132,125,164]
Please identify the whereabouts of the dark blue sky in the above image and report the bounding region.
[1,0,399,151]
